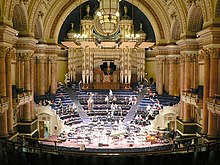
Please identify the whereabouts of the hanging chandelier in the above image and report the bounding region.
[94,0,121,36]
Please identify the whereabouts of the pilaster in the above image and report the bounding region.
[0,46,8,137]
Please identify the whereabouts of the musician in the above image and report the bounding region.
[87,96,94,111]
[109,89,113,99]
[105,95,109,105]
[78,80,82,91]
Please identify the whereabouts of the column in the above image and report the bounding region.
[165,60,170,92]
[208,48,219,137]
[179,56,185,119]
[157,57,164,95]
[37,56,45,95]
[201,49,209,134]
[0,46,8,137]
[16,54,21,88]
[44,57,48,92]
[50,55,58,94]
[183,54,192,122]
[120,49,125,83]
[6,48,14,133]
[168,57,176,96]
[175,59,180,96]
[23,52,32,121]
[20,55,24,89]
[30,55,36,119]
[155,58,159,91]
[192,54,199,89]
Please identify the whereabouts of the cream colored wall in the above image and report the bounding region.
[57,57,68,83]
[198,62,204,85]
[11,61,16,85]
[145,57,156,82]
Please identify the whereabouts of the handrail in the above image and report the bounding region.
[1,136,220,156]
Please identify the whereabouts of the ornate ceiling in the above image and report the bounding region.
[0,0,220,45]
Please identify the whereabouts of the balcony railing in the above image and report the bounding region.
[0,96,9,114]
[207,96,220,116]
[181,91,203,108]
[12,91,33,109]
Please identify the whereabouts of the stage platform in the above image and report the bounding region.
[83,83,131,90]
[43,123,173,153]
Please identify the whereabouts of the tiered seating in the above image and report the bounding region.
[134,84,180,126]
[53,87,83,125]
[76,90,138,124]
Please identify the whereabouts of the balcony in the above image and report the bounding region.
[12,91,33,109]
[0,96,9,114]
[207,96,220,116]
[181,91,203,108]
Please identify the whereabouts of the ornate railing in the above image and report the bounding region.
[207,97,220,116]
[12,91,33,109]
[0,96,9,114]
[181,91,203,108]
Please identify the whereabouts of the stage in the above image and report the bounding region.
[43,123,173,153]
[82,82,131,90]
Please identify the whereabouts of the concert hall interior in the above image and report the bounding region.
[0,0,220,164]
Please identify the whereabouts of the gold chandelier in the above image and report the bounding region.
[95,0,121,36]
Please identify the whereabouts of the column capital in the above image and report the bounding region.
[5,48,16,59]
[178,54,185,63]
[208,47,219,59]
[31,54,37,61]
[36,55,47,63]
[48,55,58,63]
[181,53,195,62]
[199,48,210,60]
[156,56,166,63]
[0,46,9,58]
[167,55,179,64]
[21,51,34,61]
[192,54,198,62]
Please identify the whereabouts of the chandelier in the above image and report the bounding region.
[95,0,121,36]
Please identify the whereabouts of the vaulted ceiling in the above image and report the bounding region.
[1,0,220,45]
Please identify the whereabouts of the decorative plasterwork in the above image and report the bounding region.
[44,0,82,42]
[187,2,203,33]
[215,0,220,17]
[0,25,18,46]
[152,46,169,56]
[176,38,198,52]
[1,0,217,46]
[13,3,28,31]
[198,27,220,47]
[16,37,38,51]
[136,0,166,39]
[43,0,169,44]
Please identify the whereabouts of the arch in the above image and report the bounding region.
[170,19,181,40]
[34,18,44,41]
[215,0,220,17]
[12,3,28,31]
[43,0,169,44]
[187,3,203,33]
[0,2,2,18]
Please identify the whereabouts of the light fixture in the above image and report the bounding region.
[62,2,155,49]
[94,0,121,36]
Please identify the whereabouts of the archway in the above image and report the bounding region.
[187,3,203,34]
[12,3,28,32]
